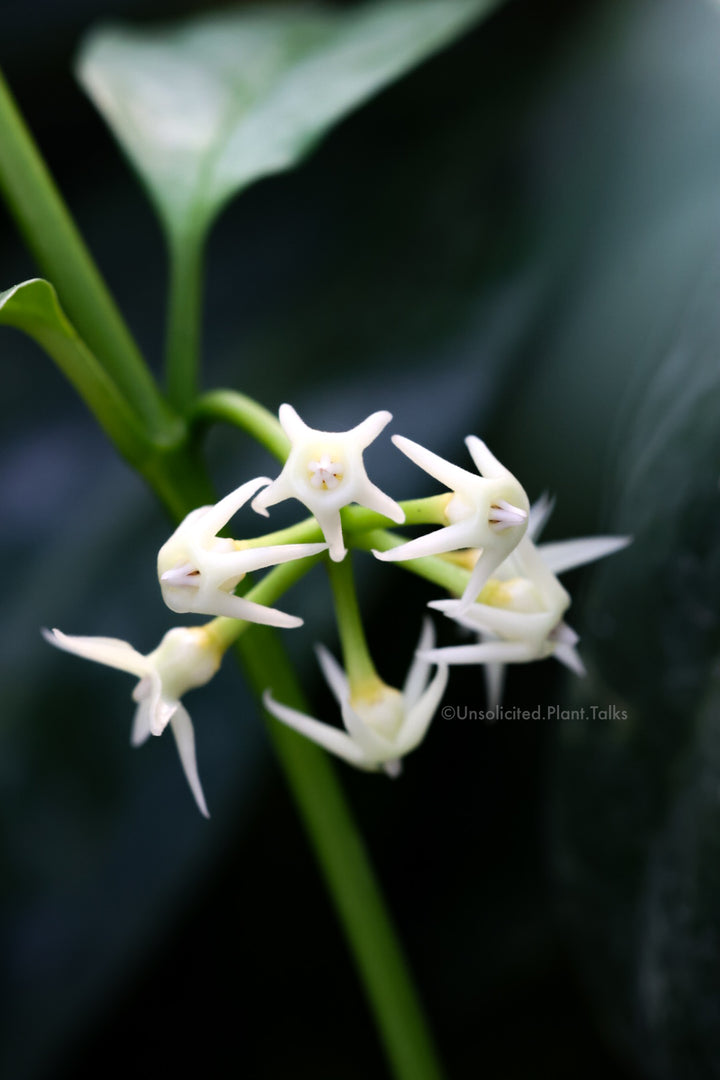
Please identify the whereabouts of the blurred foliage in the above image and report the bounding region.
[1,0,720,1078]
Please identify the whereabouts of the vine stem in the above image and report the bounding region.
[193,388,290,460]
[326,554,378,687]
[166,229,206,411]
[239,626,445,1080]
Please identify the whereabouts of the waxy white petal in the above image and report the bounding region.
[402,618,435,708]
[43,628,150,679]
[527,493,555,541]
[315,644,350,706]
[537,536,631,576]
[419,640,536,665]
[263,691,370,769]
[170,704,209,818]
[396,663,448,754]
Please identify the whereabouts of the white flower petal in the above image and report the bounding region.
[351,409,393,449]
[278,402,311,441]
[483,662,505,711]
[527,493,555,541]
[397,662,448,754]
[402,618,435,708]
[195,590,304,627]
[356,480,404,525]
[43,628,150,679]
[419,641,536,665]
[150,696,179,737]
[250,473,294,517]
[373,518,476,563]
[553,643,586,676]
[383,759,403,778]
[537,536,631,576]
[263,690,370,769]
[460,544,512,607]
[130,696,153,747]
[465,436,514,481]
[312,505,346,562]
[196,475,272,539]
[169,704,209,818]
[233,541,328,575]
[315,644,350,707]
[392,434,475,493]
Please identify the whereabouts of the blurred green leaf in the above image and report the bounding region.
[0,279,148,460]
[75,0,500,247]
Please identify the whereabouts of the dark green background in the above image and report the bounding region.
[1,0,719,1077]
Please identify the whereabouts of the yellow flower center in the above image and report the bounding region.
[308,453,344,491]
[479,576,545,613]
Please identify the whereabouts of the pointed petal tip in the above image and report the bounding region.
[269,611,304,629]
[369,409,392,427]
[383,759,403,779]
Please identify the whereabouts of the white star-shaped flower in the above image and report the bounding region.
[419,498,630,705]
[158,476,327,626]
[251,405,404,562]
[263,621,448,775]
[43,625,224,816]
[373,435,529,606]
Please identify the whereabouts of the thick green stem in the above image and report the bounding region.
[166,231,206,411]
[0,68,171,437]
[326,554,378,688]
[238,627,445,1080]
[139,441,216,522]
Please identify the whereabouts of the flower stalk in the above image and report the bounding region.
[326,554,378,689]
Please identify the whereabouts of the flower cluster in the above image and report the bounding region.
[44,404,629,815]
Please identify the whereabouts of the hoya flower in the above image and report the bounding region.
[263,621,448,775]
[421,506,630,705]
[374,435,529,606]
[43,624,225,817]
[158,476,327,626]
[251,404,404,562]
